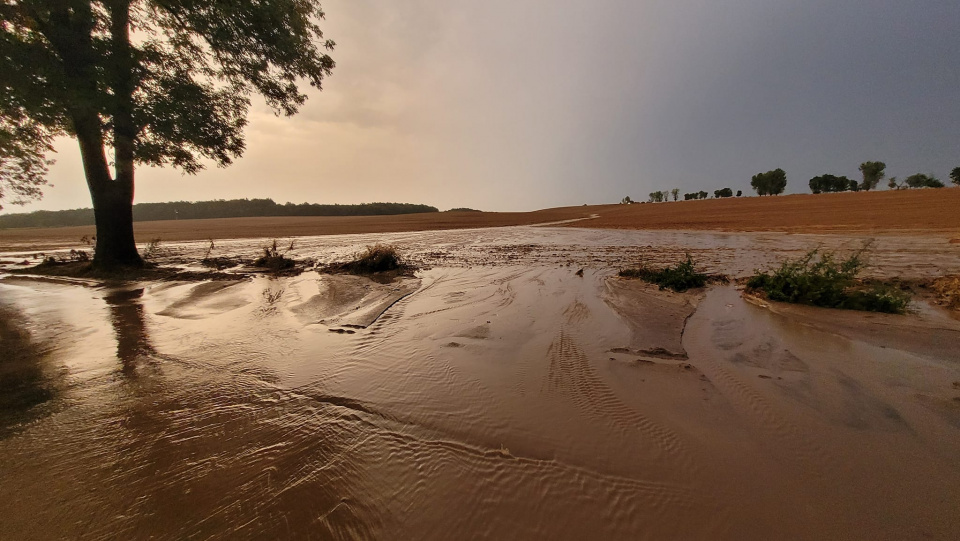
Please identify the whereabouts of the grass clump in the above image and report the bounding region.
[325,244,413,276]
[200,238,239,270]
[346,244,403,273]
[746,246,910,314]
[253,239,296,272]
[619,255,708,292]
[142,238,164,260]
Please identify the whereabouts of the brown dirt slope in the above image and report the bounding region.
[578,188,960,233]
[0,206,609,251]
[2,189,958,252]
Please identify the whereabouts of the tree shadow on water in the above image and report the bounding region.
[103,288,157,375]
[0,306,61,437]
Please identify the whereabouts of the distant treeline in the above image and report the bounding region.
[0,199,439,229]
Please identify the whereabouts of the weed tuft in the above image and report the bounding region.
[324,244,412,276]
[619,255,707,292]
[253,239,296,272]
[142,238,163,260]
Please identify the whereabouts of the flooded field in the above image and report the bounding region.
[2,226,960,540]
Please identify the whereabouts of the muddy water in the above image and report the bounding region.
[2,229,960,540]
[5,225,960,279]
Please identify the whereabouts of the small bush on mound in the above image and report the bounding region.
[342,244,404,273]
[253,239,296,272]
[746,247,910,314]
[619,255,707,292]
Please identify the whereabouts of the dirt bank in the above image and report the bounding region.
[576,188,960,234]
[2,189,958,254]
[0,206,607,252]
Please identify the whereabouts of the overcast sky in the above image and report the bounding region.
[7,0,960,213]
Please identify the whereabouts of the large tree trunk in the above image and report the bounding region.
[90,179,141,267]
[73,113,143,268]
[96,0,142,268]
[49,0,143,268]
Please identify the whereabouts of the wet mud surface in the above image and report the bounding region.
[5,225,960,280]
[2,227,960,540]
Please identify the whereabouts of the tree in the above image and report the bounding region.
[888,177,899,190]
[0,114,52,209]
[621,196,633,204]
[736,190,742,197]
[950,167,960,187]
[858,161,886,191]
[671,188,679,201]
[648,190,668,203]
[751,168,787,195]
[698,190,708,200]
[809,174,855,194]
[903,173,945,189]
[1,1,335,267]
[713,187,733,198]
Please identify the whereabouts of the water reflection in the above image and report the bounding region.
[0,305,57,436]
[104,288,155,371]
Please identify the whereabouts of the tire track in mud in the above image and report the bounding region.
[544,327,697,471]
[533,281,744,525]
[684,287,841,479]
[543,289,717,479]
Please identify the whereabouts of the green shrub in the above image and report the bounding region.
[747,247,910,314]
[619,255,707,292]
[843,285,910,314]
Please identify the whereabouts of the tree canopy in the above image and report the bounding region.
[648,191,667,203]
[1,0,335,265]
[750,168,787,195]
[858,161,886,191]
[0,114,51,209]
[903,173,944,189]
[0,199,439,228]
[951,167,960,187]
[809,174,856,194]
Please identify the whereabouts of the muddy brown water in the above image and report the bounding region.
[2,227,960,540]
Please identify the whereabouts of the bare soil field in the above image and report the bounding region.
[0,206,606,252]
[577,187,960,234]
[2,188,958,253]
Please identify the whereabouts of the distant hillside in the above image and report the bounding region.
[0,199,439,229]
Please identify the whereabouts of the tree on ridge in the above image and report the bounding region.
[1,0,335,267]
[903,173,945,189]
[858,161,886,191]
[750,168,787,196]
